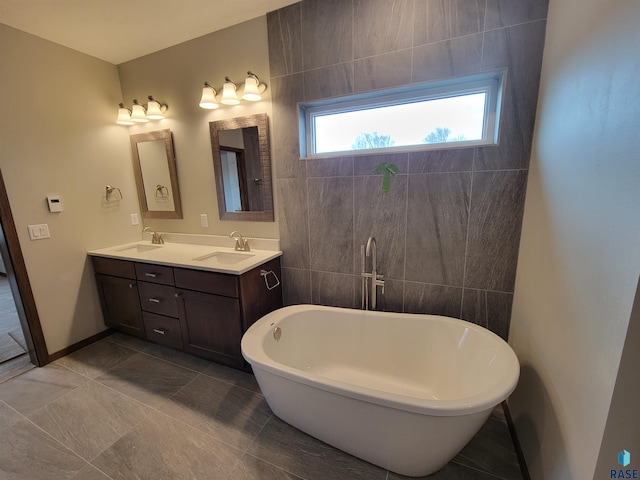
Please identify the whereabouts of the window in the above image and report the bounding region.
[300,72,504,157]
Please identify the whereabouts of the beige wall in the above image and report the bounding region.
[0,24,141,354]
[117,16,279,239]
[509,1,640,479]
[0,16,278,356]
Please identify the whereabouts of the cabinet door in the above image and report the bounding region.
[177,289,243,368]
[95,274,144,338]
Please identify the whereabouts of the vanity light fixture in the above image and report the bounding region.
[116,103,134,125]
[199,82,219,109]
[198,72,267,110]
[130,99,149,123]
[115,96,169,125]
[221,77,240,105]
[146,95,168,120]
[242,71,265,101]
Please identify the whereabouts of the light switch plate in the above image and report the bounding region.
[130,213,139,225]
[28,224,50,240]
[200,214,208,228]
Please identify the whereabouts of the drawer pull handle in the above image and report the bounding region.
[145,273,158,278]
[148,298,161,303]
[153,328,166,335]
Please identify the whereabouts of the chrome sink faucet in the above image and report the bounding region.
[230,231,250,251]
[361,236,385,310]
[142,227,165,244]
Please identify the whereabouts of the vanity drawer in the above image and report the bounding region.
[137,282,178,317]
[143,312,182,349]
[135,263,175,286]
[92,257,135,279]
[174,268,239,298]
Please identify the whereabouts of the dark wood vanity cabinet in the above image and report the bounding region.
[93,258,145,338]
[91,255,282,371]
[177,288,243,367]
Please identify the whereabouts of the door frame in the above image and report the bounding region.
[0,169,48,366]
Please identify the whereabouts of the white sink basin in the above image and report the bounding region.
[192,251,254,265]
[113,244,163,253]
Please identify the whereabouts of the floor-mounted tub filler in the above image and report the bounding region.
[241,305,520,477]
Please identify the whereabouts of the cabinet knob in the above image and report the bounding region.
[145,273,158,278]
[153,328,166,335]
[174,292,182,298]
[128,283,136,288]
[148,298,161,303]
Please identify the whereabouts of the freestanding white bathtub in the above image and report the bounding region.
[241,305,520,477]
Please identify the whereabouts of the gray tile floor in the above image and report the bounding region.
[0,333,524,479]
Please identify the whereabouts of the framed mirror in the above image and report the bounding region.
[209,113,274,221]
[130,129,183,219]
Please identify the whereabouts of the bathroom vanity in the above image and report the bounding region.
[89,239,282,371]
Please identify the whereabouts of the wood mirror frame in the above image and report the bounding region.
[209,113,274,222]
[130,129,183,219]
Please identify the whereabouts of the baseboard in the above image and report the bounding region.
[502,401,531,480]
[47,328,114,363]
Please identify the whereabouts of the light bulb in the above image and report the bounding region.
[130,100,148,123]
[242,73,262,101]
[146,96,166,120]
[199,83,219,109]
[220,78,240,106]
[116,103,134,125]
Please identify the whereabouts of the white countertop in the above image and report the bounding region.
[88,239,282,275]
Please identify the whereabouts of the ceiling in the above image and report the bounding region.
[0,0,299,64]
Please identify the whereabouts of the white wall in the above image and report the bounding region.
[509,1,640,479]
[0,24,141,355]
[594,276,640,477]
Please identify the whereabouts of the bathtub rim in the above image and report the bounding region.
[242,304,520,417]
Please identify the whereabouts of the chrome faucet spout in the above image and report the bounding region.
[230,231,250,251]
[363,236,384,311]
[365,236,377,272]
[142,227,164,244]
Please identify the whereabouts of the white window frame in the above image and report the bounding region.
[300,71,504,158]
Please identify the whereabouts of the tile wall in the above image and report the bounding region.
[267,0,548,339]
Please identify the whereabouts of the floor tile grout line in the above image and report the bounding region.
[134,349,210,375]
[86,463,116,480]
[0,396,29,422]
[242,414,388,480]
[53,341,268,444]
[8,369,92,418]
[54,341,141,379]
[237,415,320,480]
[52,357,97,380]
[24,378,154,466]
[143,406,249,456]
[237,451,314,480]
[450,459,515,480]
[152,370,203,412]
[144,369,275,458]
[106,334,264,394]
[87,377,156,414]
[3,396,96,470]
[105,334,220,376]
[242,412,273,455]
